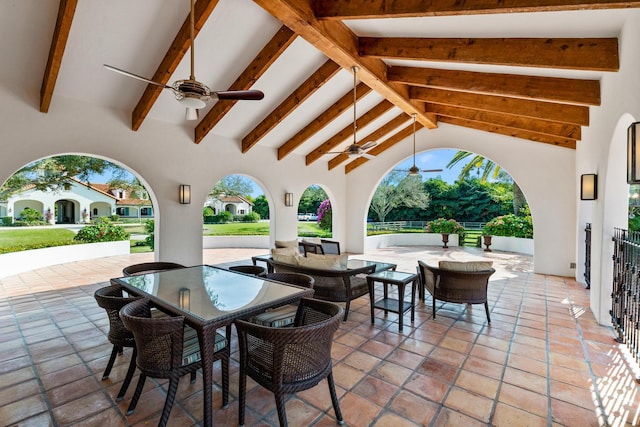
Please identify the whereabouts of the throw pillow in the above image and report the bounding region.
[301,237,322,245]
[298,253,346,270]
[306,252,349,268]
[438,260,493,271]
[271,248,300,266]
[275,239,299,249]
[271,247,299,257]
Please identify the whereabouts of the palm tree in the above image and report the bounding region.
[446,151,526,215]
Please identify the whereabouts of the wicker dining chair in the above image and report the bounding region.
[249,273,315,327]
[228,264,267,277]
[122,262,186,276]
[94,284,141,402]
[236,298,344,427]
[120,298,229,427]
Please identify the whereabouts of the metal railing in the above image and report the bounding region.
[367,221,486,232]
[611,227,640,376]
[585,223,591,289]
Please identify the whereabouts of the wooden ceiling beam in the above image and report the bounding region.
[439,116,577,148]
[328,114,409,170]
[313,0,640,19]
[388,66,600,106]
[278,83,371,160]
[360,37,619,71]
[242,60,340,152]
[252,0,437,129]
[195,26,297,144]
[411,87,589,126]
[345,122,422,174]
[306,100,394,165]
[427,104,581,139]
[40,0,78,113]
[132,0,220,131]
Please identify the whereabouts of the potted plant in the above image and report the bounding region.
[482,213,534,252]
[82,208,90,224]
[425,218,465,248]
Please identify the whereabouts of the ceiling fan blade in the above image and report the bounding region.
[104,64,172,89]
[360,141,377,150]
[421,169,443,172]
[185,107,199,121]
[214,90,264,100]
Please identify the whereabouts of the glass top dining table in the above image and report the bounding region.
[111,265,314,427]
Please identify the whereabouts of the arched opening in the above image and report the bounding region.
[297,185,332,238]
[367,148,532,252]
[0,154,156,255]
[202,174,271,250]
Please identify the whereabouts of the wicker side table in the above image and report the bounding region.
[367,270,417,331]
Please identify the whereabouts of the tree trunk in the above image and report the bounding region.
[513,182,525,215]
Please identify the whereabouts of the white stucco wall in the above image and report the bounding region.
[575,11,640,324]
[0,94,347,267]
[346,123,576,277]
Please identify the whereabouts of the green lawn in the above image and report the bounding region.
[203,221,331,237]
[0,228,77,253]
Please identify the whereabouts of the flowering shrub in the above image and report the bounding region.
[144,219,154,249]
[317,199,332,230]
[482,214,533,238]
[73,217,129,243]
[425,218,465,238]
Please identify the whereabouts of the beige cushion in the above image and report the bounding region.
[271,248,300,265]
[438,260,493,271]
[275,239,299,249]
[272,247,299,257]
[420,263,435,289]
[301,237,322,245]
[306,252,349,268]
[297,253,346,270]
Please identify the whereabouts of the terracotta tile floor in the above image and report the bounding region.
[1,247,639,426]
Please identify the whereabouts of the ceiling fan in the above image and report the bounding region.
[325,66,377,159]
[396,114,443,176]
[104,0,264,120]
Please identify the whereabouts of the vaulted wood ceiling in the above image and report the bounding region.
[41,0,637,174]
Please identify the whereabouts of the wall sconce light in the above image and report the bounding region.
[179,185,191,204]
[179,287,190,311]
[580,174,598,200]
[284,192,293,207]
[628,122,640,183]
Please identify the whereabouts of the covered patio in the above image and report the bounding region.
[0,247,638,426]
[2,1,640,425]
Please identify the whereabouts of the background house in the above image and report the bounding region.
[0,178,153,223]
[205,194,253,216]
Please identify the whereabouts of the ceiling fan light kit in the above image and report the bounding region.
[394,113,443,176]
[326,66,378,158]
[103,0,263,121]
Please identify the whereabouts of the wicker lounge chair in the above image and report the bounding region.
[266,257,374,321]
[235,298,344,427]
[250,272,315,327]
[417,260,495,323]
[94,284,141,402]
[119,298,229,427]
[122,262,186,276]
[228,264,267,277]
